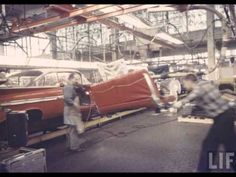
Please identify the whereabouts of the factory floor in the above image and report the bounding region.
[31,110,235,172]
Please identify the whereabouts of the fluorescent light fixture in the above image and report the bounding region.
[201,52,207,58]
[175,55,182,60]
[226,50,231,56]
[156,32,183,45]
[185,54,191,60]
[232,49,236,55]
[99,6,151,29]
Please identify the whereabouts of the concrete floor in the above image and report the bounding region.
[31,110,234,172]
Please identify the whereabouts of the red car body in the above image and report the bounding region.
[0,69,175,135]
[90,69,175,114]
[0,87,94,123]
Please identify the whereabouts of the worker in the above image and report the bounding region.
[230,57,236,75]
[172,74,236,172]
[0,71,6,80]
[63,73,85,152]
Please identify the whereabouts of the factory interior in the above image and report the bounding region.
[0,4,236,173]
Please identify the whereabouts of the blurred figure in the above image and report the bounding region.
[173,74,236,172]
[0,71,6,80]
[63,73,85,152]
[0,71,7,86]
[230,57,236,76]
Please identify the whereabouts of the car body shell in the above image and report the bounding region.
[0,69,175,133]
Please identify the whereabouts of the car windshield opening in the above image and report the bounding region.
[5,71,43,87]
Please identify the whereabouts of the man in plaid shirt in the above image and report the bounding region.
[173,74,236,172]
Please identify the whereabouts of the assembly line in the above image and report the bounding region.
[0,4,236,173]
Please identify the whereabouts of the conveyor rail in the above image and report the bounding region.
[27,108,147,146]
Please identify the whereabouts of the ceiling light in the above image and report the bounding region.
[156,32,183,45]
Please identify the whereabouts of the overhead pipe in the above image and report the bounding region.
[229,5,236,37]
[99,19,176,49]
[188,5,229,64]
[170,4,230,76]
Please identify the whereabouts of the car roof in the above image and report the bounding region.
[4,68,92,85]
[8,68,81,76]
[29,68,80,74]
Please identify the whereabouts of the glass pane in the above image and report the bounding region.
[35,76,45,86]
[57,72,71,85]
[44,73,58,86]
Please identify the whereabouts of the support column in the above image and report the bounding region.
[207,5,216,80]
[159,47,162,57]
[0,43,4,56]
[49,31,57,59]
[1,5,6,56]
[88,23,91,62]
[111,18,119,61]
[100,24,106,62]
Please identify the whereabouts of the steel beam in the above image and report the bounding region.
[229,5,236,34]
[86,5,159,22]
[11,4,112,33]
[12,5,158,34]
[207,5,216,80]
[48,4,75,12]
[10,5,176,49]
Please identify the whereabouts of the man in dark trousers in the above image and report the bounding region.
[172,74,236,172]
[63,73,85,152]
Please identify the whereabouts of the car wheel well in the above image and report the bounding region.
[26,109,43,122]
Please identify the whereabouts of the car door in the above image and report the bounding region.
[37,72,63,119]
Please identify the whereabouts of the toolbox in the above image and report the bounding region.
[0,147,47,172]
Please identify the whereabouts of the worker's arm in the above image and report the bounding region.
[181,85,202,105]
[73,96,84,134]
[73,96,81,111]
[173,85,203,109]
[64,86,79,108]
